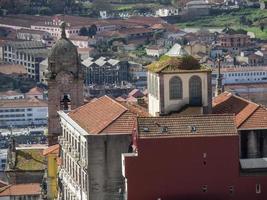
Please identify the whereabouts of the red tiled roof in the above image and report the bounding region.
[0,180,8,188]
[0,90,22,97]
[68,95,128,134]
[212,91,267,129]
[26,87,44,95]
[0,97,47,108]
[43,144,59,156]
[138,114,237,137]
[239,106,267,130]
[0,64,27,75]
[0,183,41,196]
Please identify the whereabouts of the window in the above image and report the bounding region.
[169,76,182,100]
[256,184,261,194]
[189,75,202,106]
[202,185,208,192]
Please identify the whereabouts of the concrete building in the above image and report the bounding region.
[0,183,42,200]
[184,0,211,16]
[58,96,147,200]
[147,55,212,116]
[0,91,24,100]
[213,91,267,159]
[82,56,129,86]
[0,149,7,171]
[155,8,179,17]
[3,41,48,80]
[0,98,48,128]
[16,29,54,47]
[46,22,84,145]
[25,87,44,100]
[145,45,167,57]
[43,144,60,200]
[122,114,267,200]
[212,66,267,85]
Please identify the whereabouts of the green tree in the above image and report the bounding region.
[79,27,89,36]
[88,24,97,38]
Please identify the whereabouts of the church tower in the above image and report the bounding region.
[46,22,84,146]
[147,55,212,116]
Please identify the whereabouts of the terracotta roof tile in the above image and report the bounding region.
[26,87,44,95]
[0,183,41,196]
[0,97,47,108]
[43,144,59,156]
[239,106,267,130]
[68,95,128,134]
[0,64,27,75]
[138,114,237,137]
[212,91,261,128]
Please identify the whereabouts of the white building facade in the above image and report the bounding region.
[212,66,267,85]
[0,98,48,127]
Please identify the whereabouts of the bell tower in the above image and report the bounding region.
[46,22,84,146]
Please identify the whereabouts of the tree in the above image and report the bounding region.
[79,27,89,36]
[260,23,265,32]
[88,24,97,38]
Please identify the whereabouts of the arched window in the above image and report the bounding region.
[169,76,183,100]
[189,75,202,106]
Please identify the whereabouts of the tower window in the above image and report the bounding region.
[169,76,182,100]
[60,94,71,111]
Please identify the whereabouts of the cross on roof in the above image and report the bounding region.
[60,21,67,39]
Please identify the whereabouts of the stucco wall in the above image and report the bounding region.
[87,134,131,200]
[124,135,267,200]
[163,72,209,114]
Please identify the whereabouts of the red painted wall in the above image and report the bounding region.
[124,136,267,200]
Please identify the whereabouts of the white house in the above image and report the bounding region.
[145,45,167,57]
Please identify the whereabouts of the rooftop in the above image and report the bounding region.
[68,95,147,135]
[13,148,46,171]
[0,183,41,196]
[0,64,27,75]
[4,40,45,49]
[0,97,47,108]
[0,90,22,97]
[43,144,59,156]
[147,55,210,73]
[212,91,267,129]
[26,87,44,96]
[137,114,237,137]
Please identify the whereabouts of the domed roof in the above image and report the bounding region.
[49,37,78,61]
[148,55,205,73]
[48,22,80,75]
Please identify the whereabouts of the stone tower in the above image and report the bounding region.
[46,22,84,146]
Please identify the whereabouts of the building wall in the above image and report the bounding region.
[87,134,131,200]
[148,72,160,116]
[3,45,46,80]
[123,135,267,200]
[0,106,47,127]
[0,95,24,100]
[162,72,209,114]
[46,153,58,200]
